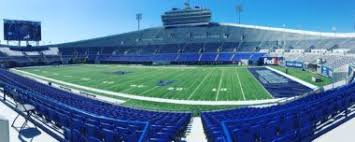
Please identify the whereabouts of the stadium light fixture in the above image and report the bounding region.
[236,4,243,24]
[136,13,142,30]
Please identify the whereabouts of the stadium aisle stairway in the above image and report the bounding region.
[201,83,355,142]
[0,69,192,142]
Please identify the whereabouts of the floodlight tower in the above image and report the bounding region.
[136,13,142,31]
[282,24,286,49]
[236,4,243,24]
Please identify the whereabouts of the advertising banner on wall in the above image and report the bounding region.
[261,57,283,65]
[320,65,333,78]
[285,61,304,68]
[348,64,355,76]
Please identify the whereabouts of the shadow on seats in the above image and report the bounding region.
[18,127,41,142]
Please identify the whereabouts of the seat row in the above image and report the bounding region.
[96,52,265,63]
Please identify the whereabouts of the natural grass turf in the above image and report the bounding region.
[18,64,272,101]
[270,66,333,87]
[16,64,330,112]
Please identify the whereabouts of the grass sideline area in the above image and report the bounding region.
[271,66,333,87]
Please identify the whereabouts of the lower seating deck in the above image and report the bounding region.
[201,83,355,142]
[0,69,192,142]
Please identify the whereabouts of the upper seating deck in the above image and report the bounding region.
[183,43,203,53]
[221,43,237,52]
[203,43,221,53]
[158,44,181,54]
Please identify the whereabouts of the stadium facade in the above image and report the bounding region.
[2,21,354,82]
[2,7,355,69]
[56,23,355,50]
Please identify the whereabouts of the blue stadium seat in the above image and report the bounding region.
[214,137,227,142]
[87,136,102,142]
[102,128,120,142]
[57,112,70,128]
[260,121,278,142]
[85,123,100,138]
[72,118,85,134]
[272,132,297,142]
[64,128,72,141]
[100,122,114,130]
[232,128,255,142]
[71,129,86,142]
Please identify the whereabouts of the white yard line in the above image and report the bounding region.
[114,68,162,92]
[11,69,286,106]
[215,70,224,101]
[135,69,188,98]
[138,86,159,95]
[187,71,213,99]
[235,70,246,100]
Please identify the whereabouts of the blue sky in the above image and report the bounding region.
[0,0,354,44]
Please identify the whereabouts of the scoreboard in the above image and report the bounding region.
[3,19,41,41]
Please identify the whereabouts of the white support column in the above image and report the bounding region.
[0,115,9,142]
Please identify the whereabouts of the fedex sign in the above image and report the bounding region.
[262,57,282,65]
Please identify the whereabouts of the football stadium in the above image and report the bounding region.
[0,0,355,142]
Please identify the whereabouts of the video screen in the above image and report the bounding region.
[4,19,41,41]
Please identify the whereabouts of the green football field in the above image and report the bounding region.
[15,64,332,112]
[18,64,272,101]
